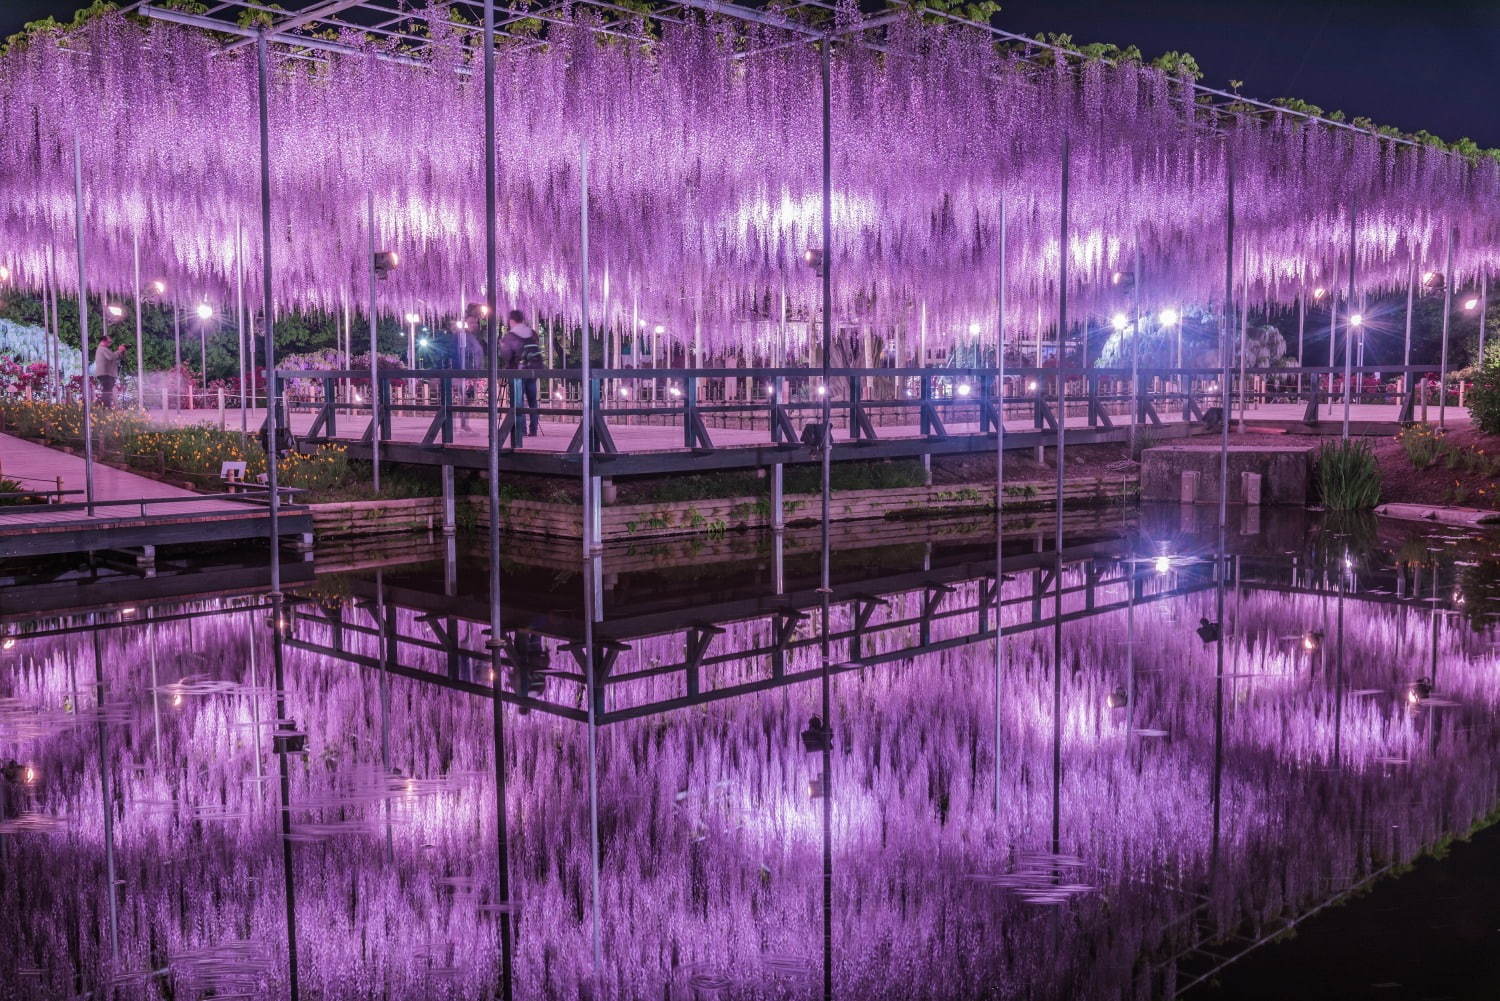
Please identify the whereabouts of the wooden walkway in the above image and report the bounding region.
[0,433,310,559]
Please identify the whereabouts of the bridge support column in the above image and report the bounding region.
[771,464,784,531]
[587,474,603,554]
[921,453,932,487]
[441,464,456,538]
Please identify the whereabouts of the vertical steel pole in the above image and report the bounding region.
[819,38,833,594]
[72,136,96,515]
[1050,131,1069,861]
[993,199,1007,816]
[132,231,143,406]
[1342,202,1357,438]
[257,31,282,597]
[1439,226,1455,428]
[1129,236,1141,456]
[1237,243,1248,429]
[1402,256,1415,411]
[367,191,382,492]
[1295,290,1304,398]
[1211,140,1234,882]
[236,219,247,433]
[173,300,181,403]
[580,145,596,557]
[1480,271,1488,367]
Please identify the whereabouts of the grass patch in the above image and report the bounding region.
[1315,439,1381,510]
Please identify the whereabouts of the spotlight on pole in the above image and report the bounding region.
[1349,313,1364,328]
[802,248,825,275]
[1111,312,1129,332]
[418,336,430,347]
[1312,287,1326,300]
[1158,308,1180,327]
[1105,686,1128,710]
[373,250,399,279]
[195,303,214,321]
[106,304,125,320]
[404,311,421,324]
[1464,297,1479,311]
[653,324,666,335]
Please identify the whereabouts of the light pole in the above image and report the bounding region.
[404,311,420,370]
[196,301,214,387]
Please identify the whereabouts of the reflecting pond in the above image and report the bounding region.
[2,510,1499,1000]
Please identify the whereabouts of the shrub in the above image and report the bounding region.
[1396,423,1442,469]
[1316,439,1381,510]
[1468,365,1500,435]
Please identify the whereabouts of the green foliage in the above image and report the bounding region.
[1468,365,1500,436]
[910,0,1002,25]
[1395,423,1443,470]
[1150,51,1202,79]
[2,0,118,56]
[785,458,926,493]
[1315,440,1381,511]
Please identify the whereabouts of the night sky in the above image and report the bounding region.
[5,0,1499,147]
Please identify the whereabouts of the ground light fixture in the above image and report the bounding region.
[418,337,430,347]
[1105,686,1129,710]
[1158,308,1180,326]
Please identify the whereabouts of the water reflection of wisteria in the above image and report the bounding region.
[1,562,1498,1001]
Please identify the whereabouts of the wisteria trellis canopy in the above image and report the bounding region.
[2,0,1498,349]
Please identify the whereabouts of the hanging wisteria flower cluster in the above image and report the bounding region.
[2,4,1499,352]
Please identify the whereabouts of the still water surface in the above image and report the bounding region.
[2,510,1499,1000]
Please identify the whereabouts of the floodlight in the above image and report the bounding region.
[1158,308,1180,326]
[1105,686,1128,710]
[1349,313,1363,328]
[404,311,421,324]
[956,383,972,397]
[1111,312,1128,331]
[1464,298,1479,311]
[373,250,399,278]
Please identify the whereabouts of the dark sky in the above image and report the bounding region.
[7,0,1499,146]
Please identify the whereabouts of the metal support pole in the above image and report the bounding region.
[1129,235,1141,456]
[1480,271,1489,367]
[1211,140,1235,880]
[479,8,514,996]
[256,31,282,596]
[367,191,382,492]
[1295,289,1304,398]
[1237,246,1248,429]
[236,219,247,432]
[1341,202,1357,439]
[1440,225,1455,428]
[132,232,144,407]
[1403,256,1414,412]
[1054,133,1068,555]
[581,144,597,558]
[72,135,96,515]
[992,198,1007,815]
[819,38,833,596]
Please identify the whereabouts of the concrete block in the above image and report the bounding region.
[1241,471,1262,506]
[1142,445,1313,505]
[1180,470,1200,504]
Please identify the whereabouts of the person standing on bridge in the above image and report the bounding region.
[92,335,126,409]
[499,309,544,436]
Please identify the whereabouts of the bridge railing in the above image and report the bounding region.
[268,362,1449,453]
